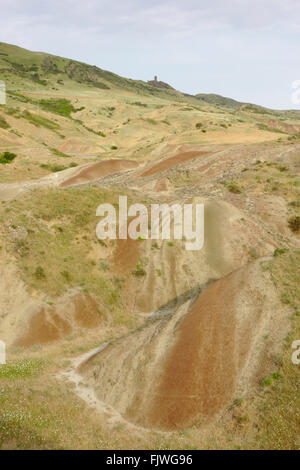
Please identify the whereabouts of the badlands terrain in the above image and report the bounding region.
[0,42,299,449]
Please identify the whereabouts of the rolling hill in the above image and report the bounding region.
[0,41,299,450]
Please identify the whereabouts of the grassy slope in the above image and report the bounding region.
[1,40,300,183]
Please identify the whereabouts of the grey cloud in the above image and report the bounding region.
[0,0,299,108]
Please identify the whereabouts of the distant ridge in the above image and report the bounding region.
[1,41,299,115]
[195,93,245,109]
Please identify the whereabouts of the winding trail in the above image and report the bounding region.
[57,342,166,435]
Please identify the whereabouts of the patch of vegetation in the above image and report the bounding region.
[49,147,71,158]
[38,98,77,117]
[130,101,148,107]
[288,200,300,208]
[254,249,300,449]
[82,124,106,137]
[3,106,21,117]
[92,81,110,90]
[0,151,17,164]
[256,123,287,134]
[8,91,33,103]
[34,266,46,279]
[145,118,157,125]
[0,115,10,129]
[242,104,275,115]
[273,248,288,257]
[195,93,242,110]
[221,180,243,194]
[288,216,300,233]
[132,264,146,277]
[269,249,300,313]
[21,111,60,131]
[9,129,22,138]
[0,358,48,379]
[0,187,129,311]
[249,247,258,259]
[31,73,47,86]
[40,163,68,172]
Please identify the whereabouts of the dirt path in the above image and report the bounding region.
[57,343,166,435]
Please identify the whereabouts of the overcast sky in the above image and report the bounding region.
[1,0,299,108]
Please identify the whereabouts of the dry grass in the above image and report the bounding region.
[0,187,124,309]
[248,250,300,449]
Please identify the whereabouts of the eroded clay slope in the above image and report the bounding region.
[81,260,290,431]
[111,197,276,314]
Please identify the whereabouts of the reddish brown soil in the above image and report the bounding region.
[153,179,167,192]
[72,294,101,328]
[145,270,252,430]
[112,217,141,276]
[113,237,140,275]
[110,221,143,311]
[60,160,137,187]
[140,151,208,177]
[14,308,71,347]
[14,294,101,347]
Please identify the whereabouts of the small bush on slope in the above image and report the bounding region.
[0,151,17,164]
[0,115,10,129]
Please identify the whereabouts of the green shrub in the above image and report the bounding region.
[39,98,77,117]
[195,122,203,129]
[262,377,272,386]
[249,247,258,259]
[222,181,243,194]
[40,163,67,172]
[34,266,46,279]
[288,200,300,208]
[132,264,146,277]
[50,165,67,172]
[273,248,288,257]
[31,73,47,86]
[278,165,288,172]
[61,270,72,281]
[92,81,110,90]
[288,216,300,233]
[131,101,147,107]
[0,151,17,164]
[0,115,10,129]
[50,147,71,158]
